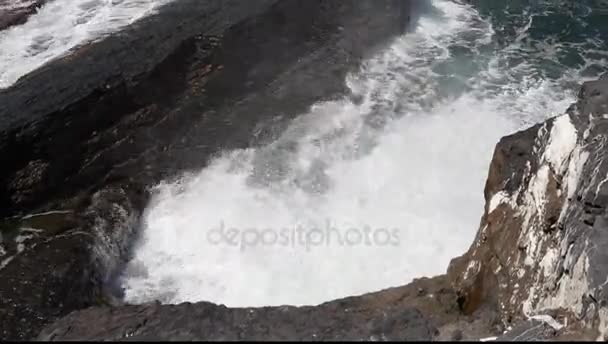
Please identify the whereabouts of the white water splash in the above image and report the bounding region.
[121,0,585,307]
[0,0,173,88]
[0,0,38,12]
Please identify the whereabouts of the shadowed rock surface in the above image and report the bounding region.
[0,0,417,340]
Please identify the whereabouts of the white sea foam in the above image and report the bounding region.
[121,0,590,307]
[0,0,173,88]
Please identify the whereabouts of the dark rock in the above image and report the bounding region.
[0,0,47,31]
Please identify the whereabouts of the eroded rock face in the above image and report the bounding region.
[449,75,608,339]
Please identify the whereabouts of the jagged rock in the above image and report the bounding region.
[448,75,608,339]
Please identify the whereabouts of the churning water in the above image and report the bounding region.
[118,0,608,307]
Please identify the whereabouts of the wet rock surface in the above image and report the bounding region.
[0,0,47,31]
[0,0,416,340]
